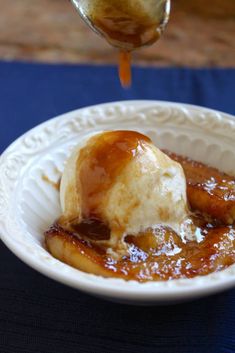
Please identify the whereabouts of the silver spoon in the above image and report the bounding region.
[71,0,171,50]
[70,0,170,87]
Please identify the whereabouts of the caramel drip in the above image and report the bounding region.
[119,51,132,88]
[88,0,162,87]
[42,174,61,191]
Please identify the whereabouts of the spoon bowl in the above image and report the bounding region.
[71,0,171,50]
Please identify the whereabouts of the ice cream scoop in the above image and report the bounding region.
[59,131,192,253]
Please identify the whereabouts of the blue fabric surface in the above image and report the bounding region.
[0,61,235,151]
[0,61,235,353]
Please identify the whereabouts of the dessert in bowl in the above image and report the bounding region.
[0,101,234,304]
[45,130,235,282]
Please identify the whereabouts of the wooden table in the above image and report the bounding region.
[1,0,235,67]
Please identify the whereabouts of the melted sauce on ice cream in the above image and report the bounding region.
[77,131,150,220]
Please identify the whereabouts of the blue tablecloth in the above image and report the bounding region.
[0,61,234,353]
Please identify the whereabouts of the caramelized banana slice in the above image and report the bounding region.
[45,223,235,282]
[165,151,235,224]
[45,223,112,278]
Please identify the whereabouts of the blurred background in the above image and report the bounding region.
[1,0,235,67]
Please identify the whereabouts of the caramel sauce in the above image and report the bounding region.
[45,150,235,282]
[42,174,61,191]
[88,0,162,87]
[119,51,132,88]
[45,221,235,282]
[71,218,110,241]
[77,131,150,219]
[90,1,161,49]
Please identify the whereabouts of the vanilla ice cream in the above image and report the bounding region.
[59,131,193,253]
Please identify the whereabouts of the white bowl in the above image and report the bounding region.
[0,100,235,305]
